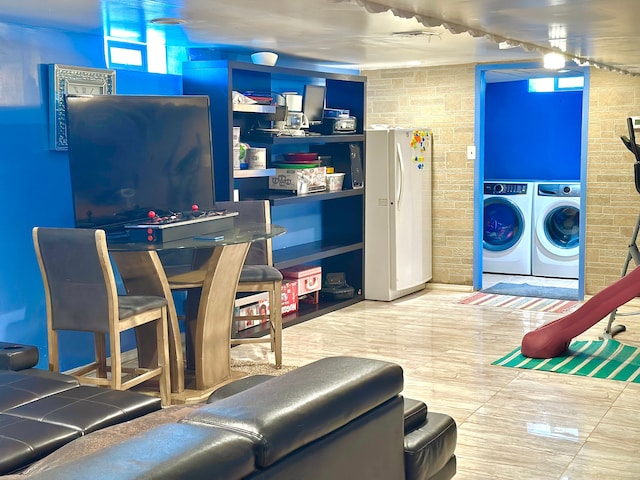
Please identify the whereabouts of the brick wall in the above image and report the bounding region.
[585,69,640,293]
[364,64,640,294]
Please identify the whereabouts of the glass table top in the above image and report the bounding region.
[107,223,286,251]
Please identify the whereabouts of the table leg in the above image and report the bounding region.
[194,242,250,390]
[111,251,184,394]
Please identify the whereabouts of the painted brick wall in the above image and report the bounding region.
[585,69,640,294]
[365,64,640,294]
[364,65,476,286]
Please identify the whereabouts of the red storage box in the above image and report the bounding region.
[281,265,321,304]
[281,266,322,295]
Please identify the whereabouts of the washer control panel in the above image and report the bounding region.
[484,182,528,195]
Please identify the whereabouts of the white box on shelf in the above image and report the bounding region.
[235,291,269,308]
[269,167,327,194]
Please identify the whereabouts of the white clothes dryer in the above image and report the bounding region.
[483,182,534,275]
[532,182,580,279]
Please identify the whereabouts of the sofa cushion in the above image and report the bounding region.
[22,423,257,480]
[14,368,79,384]
[0,414,79,475]
[0,370,78,411]
[5,386,161,434]
[182,356,404,468]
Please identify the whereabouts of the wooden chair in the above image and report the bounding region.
[166,200,283,368]
[32,227,171,406]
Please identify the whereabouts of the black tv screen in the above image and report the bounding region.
[66,94,215,232]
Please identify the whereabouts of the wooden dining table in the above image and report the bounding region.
[108,223,286,404]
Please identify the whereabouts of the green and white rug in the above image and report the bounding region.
[493,338,640,384]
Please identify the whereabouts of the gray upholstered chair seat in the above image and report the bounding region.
[118,296,168,320]
[239,265,283,283]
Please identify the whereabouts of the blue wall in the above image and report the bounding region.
[484,80,582,181]
[0,22,181,370]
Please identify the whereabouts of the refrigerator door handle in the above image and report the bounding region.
[396,142,405,208]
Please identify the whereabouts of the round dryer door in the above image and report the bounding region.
[483,197,525,251]
[538,204,580,256]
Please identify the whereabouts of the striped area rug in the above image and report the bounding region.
[492,339,640,384]
[459,292,579,314]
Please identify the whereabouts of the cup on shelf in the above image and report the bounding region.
[326,173,345,191]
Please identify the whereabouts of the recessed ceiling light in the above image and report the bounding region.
[150,17,187,25]
[544,52,566,70]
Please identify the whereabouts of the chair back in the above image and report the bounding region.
[33,227,116,334]
[217,200,272,266]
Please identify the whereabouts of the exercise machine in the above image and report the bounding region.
[605,117,640,338]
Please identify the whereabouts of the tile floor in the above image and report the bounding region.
[231,284,640,479]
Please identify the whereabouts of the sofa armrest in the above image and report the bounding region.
[182,356,404,468]
[0,343,39,371]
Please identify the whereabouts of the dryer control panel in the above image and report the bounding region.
[537,183,580,197]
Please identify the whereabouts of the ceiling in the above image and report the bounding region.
[1,0,639,77]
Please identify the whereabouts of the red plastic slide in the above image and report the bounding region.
[521,265,640,358]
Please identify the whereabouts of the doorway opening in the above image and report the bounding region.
[473,62,589,300]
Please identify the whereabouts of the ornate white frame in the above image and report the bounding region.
[49,64,116,151]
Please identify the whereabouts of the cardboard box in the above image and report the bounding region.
[235,291,269,309]
[232,281,298,329]
[269,167,326,194]
[233,299,269,333]
[281,279,299,316]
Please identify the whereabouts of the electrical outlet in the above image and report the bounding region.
[467,145,476,160]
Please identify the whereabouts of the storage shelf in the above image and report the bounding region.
[268,188,363,206]
[273,241,363,270]
[231,295,364,340]
[284,295,363,327]
[233,103,275,114]
[185,60,367,84]
[246,133,364,146]
[183,60,366,329]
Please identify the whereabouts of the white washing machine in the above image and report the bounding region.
[483,182,534,275]
[532,182,580,279]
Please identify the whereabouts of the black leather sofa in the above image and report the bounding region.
[0,342,162,475]
[22,356,458,479]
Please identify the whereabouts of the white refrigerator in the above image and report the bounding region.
[364,127,432,301]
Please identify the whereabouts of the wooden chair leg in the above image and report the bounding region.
[272,281,282,369]
[110,329,122,391]
[156,307,171,406]
[94,332,107,378]
[48,329,60,373]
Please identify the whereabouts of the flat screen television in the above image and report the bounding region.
[302,84,326,126]
[65,94,215,233]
